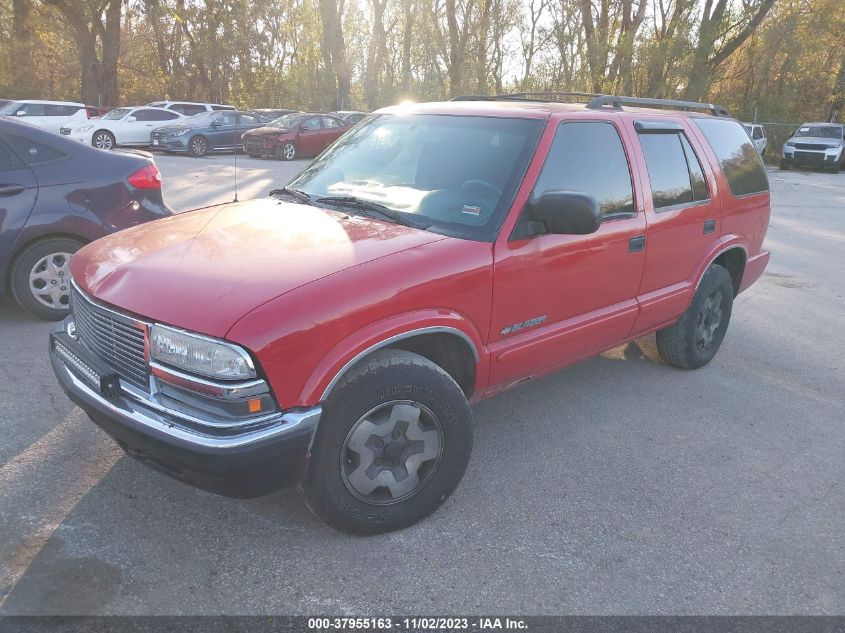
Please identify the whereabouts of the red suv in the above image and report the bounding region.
[50,94,770,534]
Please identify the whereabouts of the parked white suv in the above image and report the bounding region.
[146,101,236,117]
[61,106,185,149]
[742,123,768,157]
[0,100,88,133]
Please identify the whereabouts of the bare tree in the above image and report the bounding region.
[684,0,777,101]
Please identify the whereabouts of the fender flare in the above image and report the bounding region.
[299,310,487,404]
[693,236,748,292]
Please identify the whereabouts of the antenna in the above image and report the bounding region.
[233,137,239,203]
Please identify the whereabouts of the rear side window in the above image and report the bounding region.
[322,116,342,129]
[639,132,709,210]
[533,121,634,217]
[694,118,768,196]
[135,108,178,121]
[172,104,206,116]
[0,139,25,170]
[4,134,66,165]
[45,104,81,116]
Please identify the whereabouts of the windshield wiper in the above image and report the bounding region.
[269,187,317,206]
[315,195,429,229]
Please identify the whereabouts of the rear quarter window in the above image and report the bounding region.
[694,118,768,197]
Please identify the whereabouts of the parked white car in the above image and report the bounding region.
[61,106,185,149]
[146,101,236,116]
[0,100,88,133]
[742,123,768,156]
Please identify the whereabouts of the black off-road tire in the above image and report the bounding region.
[11,237,84,320]
[656,264,735,370]
[779,159,789,170]
[302,349,473,535]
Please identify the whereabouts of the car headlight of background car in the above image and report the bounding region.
[78,124,94,133]
[170,128,190,137]
[150,324,256,380]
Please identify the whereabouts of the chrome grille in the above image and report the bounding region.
[71,284,150,391]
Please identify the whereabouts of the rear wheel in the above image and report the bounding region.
[11,237,84,320]
[188,135,208,157]
[656,264,734,370]
[779,159,790,170]
[302,349,473,535]
[92,130,115,150]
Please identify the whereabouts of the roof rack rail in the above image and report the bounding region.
[585,95,731,117]
[451,92,602,103]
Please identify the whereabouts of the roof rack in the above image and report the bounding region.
[451,92,601,103]
[585,95,731,117]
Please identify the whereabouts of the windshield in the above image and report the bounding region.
[103,108,132,120]
[795,125,844,139]
[269,113,307,129]
[182,111,218,126]
[0,101,22,115]
[289,113,544,241]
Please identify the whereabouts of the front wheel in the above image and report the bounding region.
[188,135,208,157]
[302,349,473,535]
[656,264,734,370]
[276,142,296,161]
[92,130,115,150]
[11,237,84,320]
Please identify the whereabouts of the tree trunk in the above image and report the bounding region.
[11,0,35,97]
[364,0,388,109]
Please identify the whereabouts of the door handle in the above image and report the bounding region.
[703,219,716,234]
[0,184,25,197]
[628,235,646,253]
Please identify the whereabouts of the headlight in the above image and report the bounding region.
[150,324,256,380]
[171,128,190,136]
[79,124,94,133]
[785,141,795,147]
[825,145,841,152]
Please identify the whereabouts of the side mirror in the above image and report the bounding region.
[519,191,602,238]
[211,119,222,127]
[16,110,26,116]
[126,116,136,122]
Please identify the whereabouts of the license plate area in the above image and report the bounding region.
[52,331,122,400]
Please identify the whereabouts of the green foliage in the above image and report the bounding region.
[0,0,842,127]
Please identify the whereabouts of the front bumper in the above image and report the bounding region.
[50,329,321,498]
[783,148,842,167]
[150,136,189,151]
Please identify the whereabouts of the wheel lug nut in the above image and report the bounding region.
[392,431,400,439]
[376,458,383,465]
[375,440,383,448]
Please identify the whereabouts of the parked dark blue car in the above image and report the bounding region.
[0,116,172,319]
[149,110,268,157]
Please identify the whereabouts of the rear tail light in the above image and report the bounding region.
[128,163,162,189]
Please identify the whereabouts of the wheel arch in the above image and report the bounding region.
[310,321,484,404]
[694,241,748,297]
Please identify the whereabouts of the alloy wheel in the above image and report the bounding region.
[191,137,207,156]
[340,400,443,505]
[93,132,113,150]
[284,143,296,160]
[695,290,724,350]
[29,252,72,309]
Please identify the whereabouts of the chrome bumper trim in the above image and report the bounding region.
[54,354,322,451]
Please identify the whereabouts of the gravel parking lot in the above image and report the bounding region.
[0,158,843,615]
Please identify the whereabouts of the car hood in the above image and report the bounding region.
[243,127,290,137]
[70,198,446,338]
[790,136,843,145]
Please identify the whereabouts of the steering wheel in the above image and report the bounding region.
[460,179,502,197]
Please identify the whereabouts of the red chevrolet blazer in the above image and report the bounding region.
[50,95,771,534]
